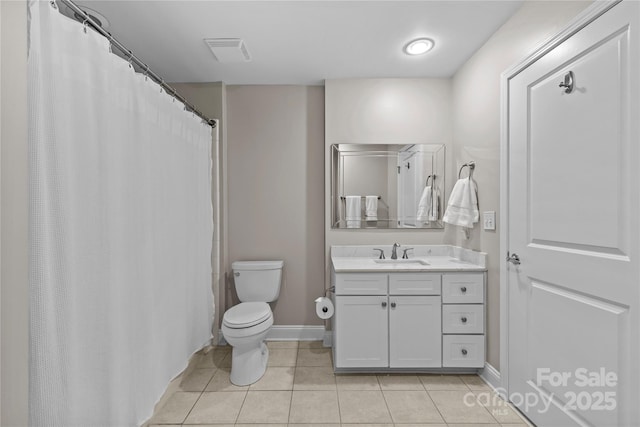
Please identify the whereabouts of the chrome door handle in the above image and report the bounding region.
[506,252,521,265]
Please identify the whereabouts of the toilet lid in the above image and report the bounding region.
[223,302,272,328]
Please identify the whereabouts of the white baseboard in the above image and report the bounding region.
[480,362,504,397]
[267,325,325,341]
[218,325,326,344]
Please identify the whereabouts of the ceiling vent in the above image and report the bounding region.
[204,38,251,63]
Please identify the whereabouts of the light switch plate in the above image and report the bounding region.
[483,211,496,230]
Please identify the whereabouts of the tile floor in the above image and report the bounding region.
[146,341,532,427]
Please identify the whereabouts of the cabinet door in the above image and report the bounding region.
[389,296,441,368]
[334,295,388,368]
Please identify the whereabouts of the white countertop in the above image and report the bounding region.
[330,245,487,273]
[331,256,486,272]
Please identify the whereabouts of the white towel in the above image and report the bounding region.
[417,187,440,223]
[443,178,479,228]
[416,186,433,222]
[345,195,361,228]
[365,196,378,220]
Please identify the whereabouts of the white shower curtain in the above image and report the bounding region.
[28,1,213,425]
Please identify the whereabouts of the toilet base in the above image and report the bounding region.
[229,341,269,386]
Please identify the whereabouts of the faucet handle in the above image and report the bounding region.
[402,248,414,259]
[373,248,386,259]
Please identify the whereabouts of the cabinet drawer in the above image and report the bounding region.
[389,273,441,295]
[335,273,387,295]
[442,334,485,368]
[442,304,484,334]
[442,273,484,303]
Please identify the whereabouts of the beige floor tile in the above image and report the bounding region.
[460,374,492,391]
[195,347,231,368]
[250,366,295,390]
[150,391,200,424]
[298,340,325,348]
[178,368,216,392]
[418,374,469,391]
[382,390,444,424]
[339,424,395,427]
[288,424,339,427]
[289,390,341,423]
[266,340,299,349]
[377,374,424,390]
[500,424,531,427]
[294,366,337,390]
[297,347,333,367]
[236,424,287,427]
[268,348,298,367]
[236,390,292,424]
[428,390,497,424]
[183,391,247,424]
[385,425,447,427]
[337,390,392,424]
[472,390,528,424]
[447,424,500,427]
[148,425,182,427]
[205,368,249,392]
[335,374,380,390]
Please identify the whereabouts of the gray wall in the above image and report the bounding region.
[226,85,325,325]
[1,0,29,424]
[450,0,592,370]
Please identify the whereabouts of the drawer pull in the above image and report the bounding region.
[461,286,467,293]
[461,316,467,323]
[381,301,387,308]
[390,302,397,308]
[461,348,468,356]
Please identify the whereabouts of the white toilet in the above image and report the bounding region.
[222,260,283,386]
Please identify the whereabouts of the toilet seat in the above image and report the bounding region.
[223,302,271,329]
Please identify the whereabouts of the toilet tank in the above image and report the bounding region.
[232,260,284,302]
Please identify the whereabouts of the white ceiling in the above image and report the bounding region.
[73,1,524,85]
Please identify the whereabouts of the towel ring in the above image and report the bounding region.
[458,161,476,179]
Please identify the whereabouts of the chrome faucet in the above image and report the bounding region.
[391,243,401,260]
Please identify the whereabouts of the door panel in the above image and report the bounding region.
[334,295,388,368]
[507,2,639,426]
[389,296,441,368]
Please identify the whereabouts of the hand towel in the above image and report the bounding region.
[429,187,440,221]
[365,196,378,220]
[345,195,361,228]
[416,186,433,222]
[443,178,479,228]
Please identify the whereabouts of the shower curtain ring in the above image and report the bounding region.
[82,20,88,34]
[50,0,58,9]
[144,65,150,80]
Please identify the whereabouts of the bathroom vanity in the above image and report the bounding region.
[330,245,487,373]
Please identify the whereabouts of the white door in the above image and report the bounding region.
[389,296,441,368]
[507,2,639,426]
[398,152,417,227]
[334,295,388,368]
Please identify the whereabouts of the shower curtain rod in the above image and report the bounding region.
[55,0,217,128]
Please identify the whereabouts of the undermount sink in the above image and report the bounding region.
[374,259,430,265]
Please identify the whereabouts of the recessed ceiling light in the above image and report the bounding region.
[404,38,435,56]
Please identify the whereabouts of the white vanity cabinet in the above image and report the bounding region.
[332,270,485,371]
[441,273,485,368]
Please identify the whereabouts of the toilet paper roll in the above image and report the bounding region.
[315,297,334,320]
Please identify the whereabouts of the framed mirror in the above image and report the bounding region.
[331,144,445,229]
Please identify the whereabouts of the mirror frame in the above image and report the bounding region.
[330,143,446,230]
